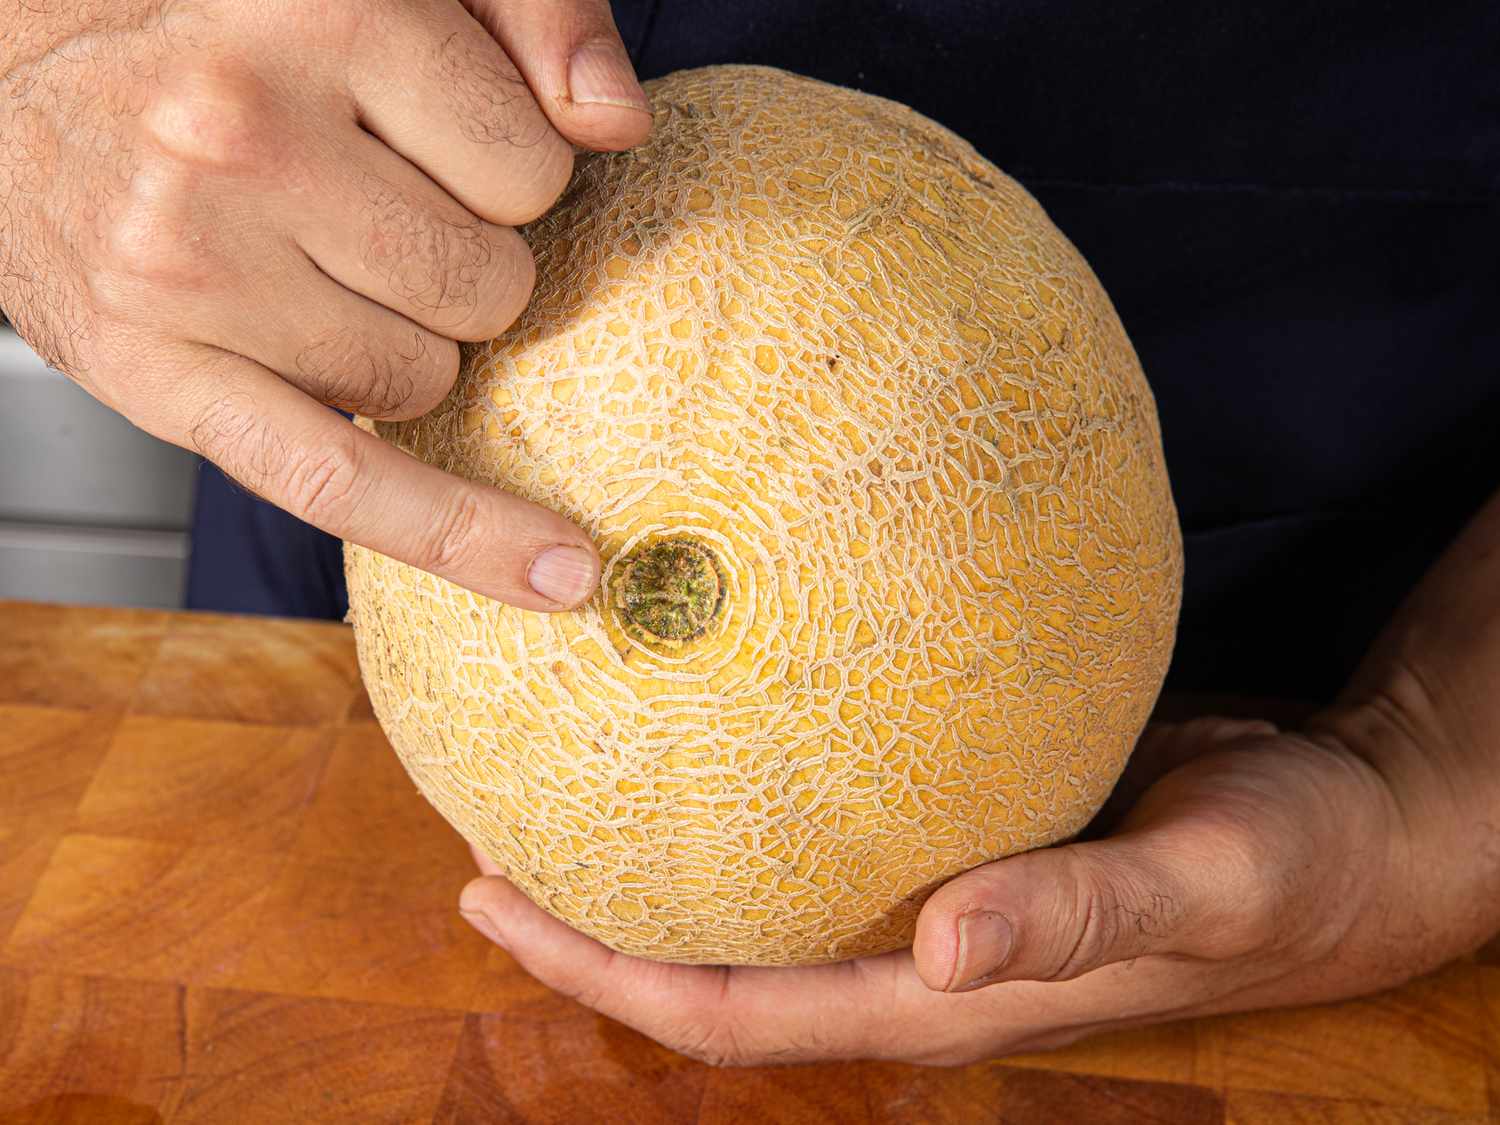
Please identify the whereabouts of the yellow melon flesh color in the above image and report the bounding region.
[345,64,1183,966]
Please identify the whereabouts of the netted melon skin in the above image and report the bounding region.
[345,65,1182,966]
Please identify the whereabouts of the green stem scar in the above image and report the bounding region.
[615,537,726,642]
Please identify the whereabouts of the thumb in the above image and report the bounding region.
[469,0,654,151]
[912,825,1270,992]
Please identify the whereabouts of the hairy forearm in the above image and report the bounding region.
[1313,484,1500,964]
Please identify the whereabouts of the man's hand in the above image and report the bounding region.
[458,486,1500,1065]
[0,0,652,609]
[457,718,1413,1065]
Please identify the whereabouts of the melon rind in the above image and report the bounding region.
[345,65,1183,966]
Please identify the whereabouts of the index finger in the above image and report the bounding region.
[177,346,598,610]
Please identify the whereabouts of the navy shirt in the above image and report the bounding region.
[188,0,1500,701]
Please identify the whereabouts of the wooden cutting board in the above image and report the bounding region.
[1,599,1495,1124]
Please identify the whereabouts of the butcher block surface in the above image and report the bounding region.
[1,599,1497,1124]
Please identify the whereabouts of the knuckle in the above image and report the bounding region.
[359,174,496,326]
[433,30,547,151]
[92,152,219,297]
[143,64,275,172]
[95,160,213,293]
[357,174,539,339]
[188,392,257,461]
[1046,856,1148,980]
[379,329,459,417]
[419,490,487,574]
[284,433,368,528]
[294,330,393,413]
[295,326,455,419]
[1054,891,1122,979]
[189,392,288,493]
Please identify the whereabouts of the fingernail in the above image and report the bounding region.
[460,908,509,951]
[568,41,652,112]
[528,545,598,605]
[951,910,1014,991]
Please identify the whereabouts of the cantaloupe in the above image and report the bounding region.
[344,65,1182,966]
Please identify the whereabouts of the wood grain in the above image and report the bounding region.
[1002,1020,1202,1086]
[170,988,462,1124]
[0,705,119,944]
[1225,1089,1491,1124]
[0,967,185,1120]
[75,717,332,852]
[1479,968,1500,1120]
[436,1010,710,1124]
[222,850,492,1010]
[0,603,169,711]
[131,611,360,726]
[292,722,470,870]
[1196,966,1487,1114]
[1,600,1496,1124]
[2,834,283,986]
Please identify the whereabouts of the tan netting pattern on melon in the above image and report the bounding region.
[345,66,1182,965]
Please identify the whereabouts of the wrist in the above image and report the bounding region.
[1308,668,1500,973]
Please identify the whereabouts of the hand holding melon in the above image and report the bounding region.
[356,62,1500,1068]
[347,66,1181,964]
[455,714,1408,1064]
[0,0,649,612]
